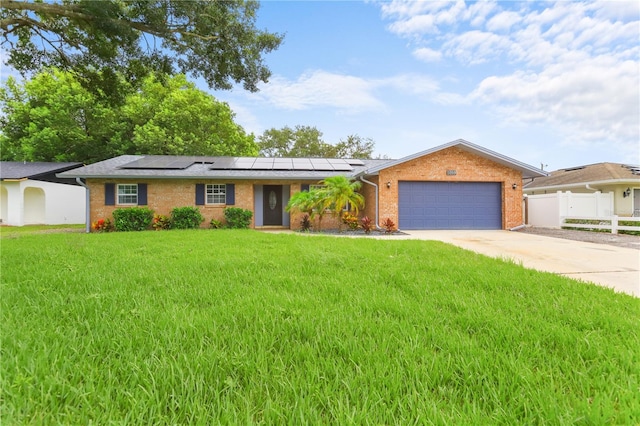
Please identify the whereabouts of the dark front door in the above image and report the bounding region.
[263,185,283,226]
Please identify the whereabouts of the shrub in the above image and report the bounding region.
[300,214,312,232]
[382,217,396,234]
[92,218,113,233]
[360,216,374,234]
[112,207,154,231]
[209,219,224,229]
[224,207,253,229]
[152,214,171,231]
[170,207,204,229]
[341,212,359,230]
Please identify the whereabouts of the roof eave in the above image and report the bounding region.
[523,178,640,192]
[360,139,547,178]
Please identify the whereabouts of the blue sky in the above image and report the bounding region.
[208,0,640,170]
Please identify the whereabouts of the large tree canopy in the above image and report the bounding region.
[1,0,283,93]
[0,70,258,163]
[258,125,375,158]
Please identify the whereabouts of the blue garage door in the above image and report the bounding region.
[398,181,502,230]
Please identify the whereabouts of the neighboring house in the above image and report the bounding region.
[57,139,546,231]
[0,162,86,226]
[523,163,640,217]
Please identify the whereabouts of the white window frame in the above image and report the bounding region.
[117,184,138,205]
[206,184,226,205]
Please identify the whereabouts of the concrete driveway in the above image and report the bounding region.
[395,230,640,298]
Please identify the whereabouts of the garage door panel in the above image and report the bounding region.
[399,181,502,230]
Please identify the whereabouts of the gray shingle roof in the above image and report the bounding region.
[57,155,392,180]
[1,161,82,180]
[524,162,640,190]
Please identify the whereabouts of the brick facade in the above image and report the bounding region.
[87,179,254,228]
[376,146,523,229]
[86,146,524,231]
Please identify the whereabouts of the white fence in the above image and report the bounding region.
[561,216,640,234]
[526,191,614,228]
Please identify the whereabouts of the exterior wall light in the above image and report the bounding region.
[386,181,391,189]
[623,187,631,197]
[512,183,518,190]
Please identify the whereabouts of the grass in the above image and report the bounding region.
[2,230,639,424]
[0,223,84,237]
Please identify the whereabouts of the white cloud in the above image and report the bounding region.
[252,70,451,113]
[256,70,384,112]
[377,0,640,159]
[387,14,439,35]
[412,47,442,62]
[471,56,639,154]
[443,30,513,65]
[381,73,440,95]
[486,11,521,31]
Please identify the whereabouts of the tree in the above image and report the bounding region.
[0,69,120,162]
[258,125,332,158]
[285,187,330,231]
[258,126,376,158]
[1,0,283,93]
[333,135,375,159]
[320,175,365,230]
[0,70,258,162]
[119,74,258,157]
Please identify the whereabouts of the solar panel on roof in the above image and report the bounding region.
[292,159,313,170]
[272,163,293,170]
[119,157,196,170]
[231,159,256,170]
[347,159,365,166]
[209,158,236,170]
[309,158,334,171]
[331,164,353,171]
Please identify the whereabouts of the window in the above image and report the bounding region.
[206,184,226,204]
[117,184,138,205]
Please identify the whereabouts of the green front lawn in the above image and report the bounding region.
[2,230,638,424]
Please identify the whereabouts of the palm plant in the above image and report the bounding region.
[285,188,329,231]
[320,175,365,230]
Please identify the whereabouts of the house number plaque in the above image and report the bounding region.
[446,170,457,176]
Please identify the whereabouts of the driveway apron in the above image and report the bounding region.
[396,230,640,298]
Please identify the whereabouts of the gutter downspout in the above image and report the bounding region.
[359,175,384,231]
[585,184,599,192]
[76,177,90,233]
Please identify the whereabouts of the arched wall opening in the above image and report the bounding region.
[24,187,46,224]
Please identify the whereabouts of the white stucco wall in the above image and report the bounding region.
[0,180,86,226]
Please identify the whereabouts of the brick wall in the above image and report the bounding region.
[376,147,523,229]
[87,179,254,228]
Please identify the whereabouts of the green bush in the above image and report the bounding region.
[112,207,154,232]
[209,219,223,229]
[224,207,253,229]
[170,207,204,229]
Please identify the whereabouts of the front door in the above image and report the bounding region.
[263,185,283,226]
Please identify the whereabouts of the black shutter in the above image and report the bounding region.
[105,183,115,205]
[226,184,235,205]
[301,184,310,192]
[137,183,147,205]
[195,184,205,205]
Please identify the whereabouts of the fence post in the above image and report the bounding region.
[612,215,618,234]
